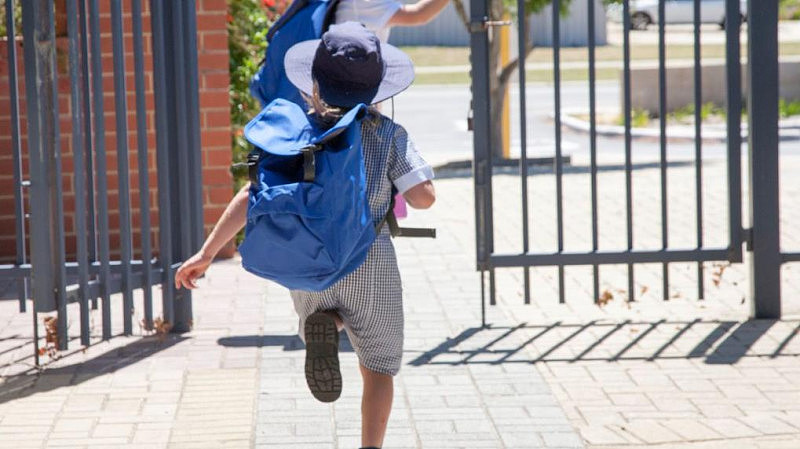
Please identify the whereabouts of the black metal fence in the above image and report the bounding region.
[1,0,203,363]
[470,0,793,319]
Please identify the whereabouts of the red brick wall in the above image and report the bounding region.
[0,0,234,263]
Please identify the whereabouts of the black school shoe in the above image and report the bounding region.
[304,312,342,402]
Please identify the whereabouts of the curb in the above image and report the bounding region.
[434,155,571,172]
[554,110,800,143]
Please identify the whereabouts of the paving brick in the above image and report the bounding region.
[616,420,683,444]
[738,414,799,435]
[702,418,763,438]
[576,424,629,445]
[540,431,585,448]
[660,419,723,441]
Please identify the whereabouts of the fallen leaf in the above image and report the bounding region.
[710,262,731,288]
[597,290,614,307]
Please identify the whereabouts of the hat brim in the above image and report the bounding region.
[284,39,415,108]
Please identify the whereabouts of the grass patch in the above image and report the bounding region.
[616,109,651,127]
[413,67,620,85]
[780,99,800,118]
[671,102,728,124]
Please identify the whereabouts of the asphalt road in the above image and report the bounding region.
[393,81,800,168]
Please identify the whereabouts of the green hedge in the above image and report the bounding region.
[228,0,273,189]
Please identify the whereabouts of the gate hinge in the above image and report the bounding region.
[469,17,512,33]
[742,227,753,251]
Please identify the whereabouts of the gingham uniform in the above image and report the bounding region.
[290,115,433,376]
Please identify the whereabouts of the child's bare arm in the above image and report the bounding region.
[175,185,250,289]
[403,180,435,209]
[388,0,450,26]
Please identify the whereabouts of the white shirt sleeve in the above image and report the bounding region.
[388,124,435,194]
[335,0,403,42]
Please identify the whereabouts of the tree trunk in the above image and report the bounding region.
[486,0,503,160]
[489,8,533,161]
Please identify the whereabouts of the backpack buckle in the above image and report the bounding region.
[301,144,321,182]
[247,149,263,186]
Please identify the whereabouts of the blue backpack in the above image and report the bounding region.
[239,99,375,291]
[250,0,341,108]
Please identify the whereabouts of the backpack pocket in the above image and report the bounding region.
[247,181,328,220]
[240,182,338,283]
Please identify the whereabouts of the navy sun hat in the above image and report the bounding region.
[284,21,415,108]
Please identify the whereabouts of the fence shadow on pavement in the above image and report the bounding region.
[217,333,355,353]
[407,319,800,367]
[0,335,187,406]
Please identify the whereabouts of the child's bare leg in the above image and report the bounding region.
[359,364,393,448]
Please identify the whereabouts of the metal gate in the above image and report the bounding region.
[469,0,794,319]
[1,0,204,363]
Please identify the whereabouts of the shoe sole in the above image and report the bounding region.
[304,312,342,403]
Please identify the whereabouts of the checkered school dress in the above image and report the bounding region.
[290,114,433,376]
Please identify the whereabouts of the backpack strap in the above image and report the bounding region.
[266,0,311,43]
[300,144,321,182]
[375,194,436,239]
[300,124,349,182]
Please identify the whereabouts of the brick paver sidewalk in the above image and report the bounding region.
[0,155,798,448]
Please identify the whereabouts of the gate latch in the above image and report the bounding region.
[469,16,512,33]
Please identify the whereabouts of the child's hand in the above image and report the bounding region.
[175,251,213,290]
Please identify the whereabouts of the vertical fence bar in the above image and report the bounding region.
[489,267,496,306]
[78,0,97,290]
[21,0,51,315]
[23,0,68,349]
[66,0,91,346]
[658,0,669,301]
[182,0,204,255]
[480,271,486,327]
[170,2,194,332]
[725,0,743,263]
[110,0,134,335]
[131,0,154,329]
[46,0,68,352]
[469,0,493,311]
[587,0,599,303]
[49,0,69,352]
[170,6,192,264]
[170,0,202,331]
[518,0,530,304]
[747,0,781,318]
[552,0,565,303]
[151,0,175,325]
[88,0,112,339]
[622,0,634,301]
[5,0,29,312]
[693,0,704,300]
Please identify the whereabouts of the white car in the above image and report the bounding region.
[610,0,748,30]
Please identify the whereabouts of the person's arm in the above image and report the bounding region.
[403,180,435,209]
[388,124,436,209]
[387,0,450,26]
[174,185,250,289]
